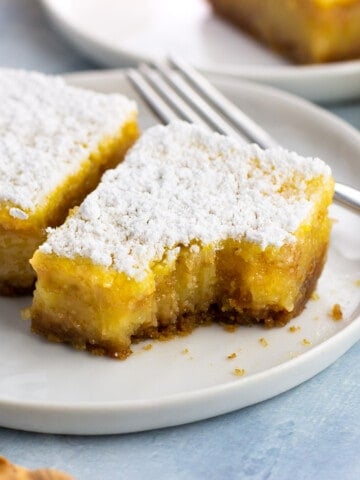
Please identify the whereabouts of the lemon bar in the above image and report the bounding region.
[0,456,73,480]
[0,69,138,295]
[208,0,360,63]
[30,121,334,358]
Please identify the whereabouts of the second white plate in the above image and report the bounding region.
[40,0,360,102]
[0,70,359,435]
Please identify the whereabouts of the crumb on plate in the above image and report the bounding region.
[223,324,237,333]
[311,291,320,301]
[259,337,269,347]
[328,303,343,321]
[288,325,301,333]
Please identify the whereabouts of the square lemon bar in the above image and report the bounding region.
[0,69,138,294]
[30,122,334,358]
[208,0,360,63]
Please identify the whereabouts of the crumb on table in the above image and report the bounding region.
[227,352,237,359]
[311,291,320,301]
[142,344,153,351]
[181,348,189,355]
[233,368,246,377]
[301,338,312,346]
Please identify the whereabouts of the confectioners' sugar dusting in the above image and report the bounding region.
[0,69,137,212]
[41,121,332,280]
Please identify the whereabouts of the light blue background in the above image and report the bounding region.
[0,1,359,479]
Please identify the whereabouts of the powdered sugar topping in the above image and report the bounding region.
[41,121,332,280]
[0,69,137,213]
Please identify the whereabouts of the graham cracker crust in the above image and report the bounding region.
[31,244,328,359]
[0,280,34,296]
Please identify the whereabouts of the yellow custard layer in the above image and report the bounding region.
[0,118,138,294]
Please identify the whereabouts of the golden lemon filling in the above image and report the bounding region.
[0,69,138,294]
[208,0,360,63]
[29,122,334,358]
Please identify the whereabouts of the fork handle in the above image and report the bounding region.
[334,182,360,213]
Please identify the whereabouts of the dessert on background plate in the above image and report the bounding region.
[0,456,74,480]
[208,0,360,64]
[29,121,334,359]
[0,69,138,295]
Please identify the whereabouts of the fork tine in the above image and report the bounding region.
[139,63,210,130]
[130,64,359,212]
[152,61,248,144]
[168,57,360,213]
[127,69,178,124]
[169,55,277,149]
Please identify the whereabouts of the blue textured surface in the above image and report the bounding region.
[1,343,359,480]
[0,1,359,479]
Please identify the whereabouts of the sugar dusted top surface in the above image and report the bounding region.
[0,69,136,214]
[41,121,332,280]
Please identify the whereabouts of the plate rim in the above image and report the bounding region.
[1,307,359,411]
[0,317,359,434]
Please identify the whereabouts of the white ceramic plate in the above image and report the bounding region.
[0,70,359,435]
[40,0,360,103]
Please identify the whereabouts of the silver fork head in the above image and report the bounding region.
[127,61,248,144]
[138,63,209,129]
[169,54,278,149]
[127,68,179,125]
[127,58,360,213]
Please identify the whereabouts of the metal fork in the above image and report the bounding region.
[127,56,360,213]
